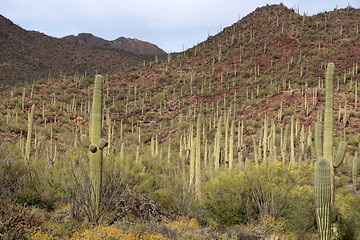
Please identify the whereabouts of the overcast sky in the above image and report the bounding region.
[2,0,359,53]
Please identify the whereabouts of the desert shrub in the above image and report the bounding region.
[0,199,44,240]
[80,76,93,88]
[152,170,198,219]
[144,112,159,122]
[0,142,29,198]
[109,186,167,224]
[250,215,296,239]
[13,191,55,211]
[202,160,314,234]
[283,108,294,116]
[355,133,360,144]
[333,187,360,239]
[61,148,127,225]
[203,169,250,228]
[244,161,313,219]
[67,225,166,240]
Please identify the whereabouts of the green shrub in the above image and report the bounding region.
[13,191,55,211]
[203,169,250,228]
[244,161,313,218]
[334,188,360,239]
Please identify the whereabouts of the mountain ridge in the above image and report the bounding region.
[0,15,164,85]
[63,33,166,56]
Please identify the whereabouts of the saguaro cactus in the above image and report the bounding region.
[314,158,331,240]
[324,63,335,176]
[195,114,201,200]
[229,120,234,169]
[215,116,222,169]
[25,104,35,162]
[315,63,347,202]
[80,75,108,217]
[353,151,359,191]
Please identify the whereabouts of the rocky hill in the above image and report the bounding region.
[63,33,166,56]
[0,15,164,85]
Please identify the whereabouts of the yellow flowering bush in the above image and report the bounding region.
[66,225,167,240]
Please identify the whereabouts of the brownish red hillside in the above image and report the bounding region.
[0,15,164,85]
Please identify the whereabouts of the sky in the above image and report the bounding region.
[2,0,360,53]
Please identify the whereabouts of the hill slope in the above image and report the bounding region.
[1,4,359,141]
[105,4,360,142]
[0,15,161,85]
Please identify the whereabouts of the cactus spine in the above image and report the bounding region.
[314,158,331,240]
[80,75,108,217]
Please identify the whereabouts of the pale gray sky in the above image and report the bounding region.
[2,0,359,53]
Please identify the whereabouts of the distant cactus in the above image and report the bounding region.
[281,125,289,164]
[229,120,234,169]
[25,104,35,162]
[353,151,359,191]
[195,114,201,200]
[80,75,108,217]
[290,115,295,163]
[189,137,195,187]
[314,157,331,240]
[215,116,222,169]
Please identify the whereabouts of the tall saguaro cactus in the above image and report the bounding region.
[81,75,108,218]
[314,158,331,240]
[315,63,347,202]
[324,63,335,181]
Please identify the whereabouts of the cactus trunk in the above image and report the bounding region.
[324,63,334,201]
[314,158,331,240]
[90,75,104,215]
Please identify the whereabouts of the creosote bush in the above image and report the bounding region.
[203,169,249,228]
[203,161,314,237]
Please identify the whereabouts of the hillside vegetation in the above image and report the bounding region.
[0,4,359,240]
[0,15,166,85]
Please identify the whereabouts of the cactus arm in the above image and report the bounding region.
[98,138,109,150]
[334,141,347,168]
[81,134,91,148]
